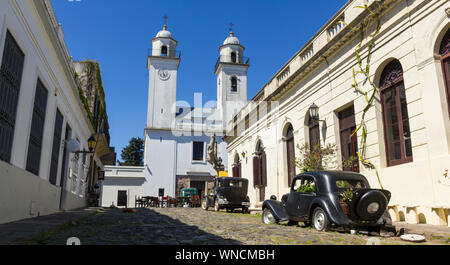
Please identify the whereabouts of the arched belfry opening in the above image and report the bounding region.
[231,52,237,63]
[231,76,238,92]
[161,45,168,56]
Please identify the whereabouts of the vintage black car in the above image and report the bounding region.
[262,171,394,233]
[202,177,251,213]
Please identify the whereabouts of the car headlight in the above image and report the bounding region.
[367,202,380,214]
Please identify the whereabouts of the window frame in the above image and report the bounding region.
[26,78,49,176]
[0,30,25,163]
[380,76,413,167]
[49,109,64,186]
[231,76,238,92]
[441,49,450,117]
[284,125,296,187]
[192,141,205,162]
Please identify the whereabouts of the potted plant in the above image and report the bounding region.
[339,189,353,215]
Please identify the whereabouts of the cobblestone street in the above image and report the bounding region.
[15,208,450,245]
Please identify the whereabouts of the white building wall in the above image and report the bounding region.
[144,129,228,198]
[144,130,177,197]
[227,0,450,226]
[0,0,97,223]
[101,166,145,208]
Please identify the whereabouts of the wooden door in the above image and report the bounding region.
[286,135,296,187]
[117,191,127,207]
[338,106,359,172]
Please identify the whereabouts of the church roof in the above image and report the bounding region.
[223,32,240,45]
[156,25,173,38]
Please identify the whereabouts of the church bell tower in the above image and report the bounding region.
[215,29,249,127]
[146,24,180,129]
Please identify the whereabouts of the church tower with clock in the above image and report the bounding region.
[139,23,249,199]
[146,24,180,129]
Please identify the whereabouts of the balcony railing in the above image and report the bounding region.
[148,49,181,58]
[215,56,250,72]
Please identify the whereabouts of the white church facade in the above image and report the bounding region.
[101,25,250,207]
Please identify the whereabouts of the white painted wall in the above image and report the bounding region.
[226,0,450,226]
[143,129,227,197]
[0,0,98,223]
[101,166,145,208]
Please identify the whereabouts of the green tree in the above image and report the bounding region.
[118,137,144,166]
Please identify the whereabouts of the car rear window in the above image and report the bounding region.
[336,179,367,190]
[228,180,244,188]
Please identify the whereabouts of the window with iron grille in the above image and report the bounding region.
[26,79,48,175]
[0,31,25,163]
[49,109,64,185]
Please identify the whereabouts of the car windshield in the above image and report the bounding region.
[219,179,247,188]
[336,179,367,190]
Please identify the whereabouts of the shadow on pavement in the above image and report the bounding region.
[10,208,242,245]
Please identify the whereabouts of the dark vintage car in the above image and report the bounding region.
[262,171,395,233]
[202,177,251,213]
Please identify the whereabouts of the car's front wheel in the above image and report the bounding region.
[262,208,278,225]
[214,199,221,212]
[201,199,209,211]
[312,207,331,232]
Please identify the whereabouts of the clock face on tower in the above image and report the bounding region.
[158,69,171,81]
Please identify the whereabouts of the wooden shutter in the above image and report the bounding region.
[0,31,25,162]
[440,29,450,116]
[253,156,260,187]
[259,187,265,202]
[261,152,267,187]
[238,162,242,178]
[338,106,359,172]
[309,124,320,151]
[49,109,64,185]
[26,79,48,175]
[286,138,295,186]
[232,165,239,178]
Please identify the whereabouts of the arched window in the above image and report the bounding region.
[232,154,241,178]
[440,28,450,116]
[253,141,267,202]
[284,124,296,187]
[380,60,413,166]
[231,76,238,92]
[231,52,237,63]
[161,45,168,56]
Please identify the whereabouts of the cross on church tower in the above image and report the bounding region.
[163,15,168,26]
[229,22,234,33]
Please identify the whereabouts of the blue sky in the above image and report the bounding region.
[51,0,347,159]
